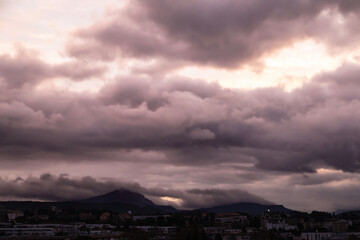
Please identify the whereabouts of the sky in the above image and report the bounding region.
[1,0,360,212]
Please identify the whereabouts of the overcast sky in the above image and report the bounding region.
[1,0,360,212]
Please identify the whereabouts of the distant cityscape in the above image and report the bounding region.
[0,190,359,240]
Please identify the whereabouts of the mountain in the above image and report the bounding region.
[0,190,299,216]
[80,190,298,215]
[336,209,360,216]
[198,202,297,215]
[80,189,155,207]
[155,205,179,212]
[77,189,178,213]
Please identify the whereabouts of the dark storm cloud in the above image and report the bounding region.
[2,62,360,173]
[66,0,360,68]
[0,174,270,208]
[0,174,126,201]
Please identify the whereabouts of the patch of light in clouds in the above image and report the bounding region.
[179,40,360,91]
[160,196,183,205]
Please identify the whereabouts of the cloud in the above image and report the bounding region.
[189,128,215,140]
[0,47,52,88]
[2,172,360,212]
[259,171,360,212]
[1,0,360,213]
[146,187,272,209]
[182,188,271,209]
[0,170,359,211]
[0,46,106,89]
[1,61,360,174]
[0,173,270,209]
[66,0,360,69]
[0,174,125,201]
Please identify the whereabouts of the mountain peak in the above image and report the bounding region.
[81,189,155,207]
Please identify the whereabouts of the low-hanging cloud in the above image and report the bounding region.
[0,174,270,209]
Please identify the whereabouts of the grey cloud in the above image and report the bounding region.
[2,0,360,213]
[99,75,164,110]
[335,0,360,13]
[66,16,183,62]
[189,128,215,140]
[99,75,220,110]
[66,0,360,68]
[0,47,106,89]
[1,61,360,173]
[0,174,127,201]
[53,61,106,81]
[290,171,359,186]
[0,48,51,88]
[148,187,272,209]
[130,60,185,77]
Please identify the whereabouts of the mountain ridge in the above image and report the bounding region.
[196,202,298,215]
[0,189,301,215]
[77,189,300,215]
[79,189,155,207]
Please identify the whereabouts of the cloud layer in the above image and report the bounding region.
[1,0,360,212]
[2,60,360,173]
[67,0,360,69]
[0,174,270,209]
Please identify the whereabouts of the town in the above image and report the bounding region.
[1,203,360,240]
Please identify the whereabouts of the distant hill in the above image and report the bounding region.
[0,190,300,215]
[197,202,297,215]
[77,189,178,213]
[80,189,155,207]
[0,189,178,214]
[336,209,360,216]
[155,205,179,213]
[81,190,299,215]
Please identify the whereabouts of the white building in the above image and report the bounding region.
[301,232,332,240]
[265,220,297,231]
[6,210,23,221]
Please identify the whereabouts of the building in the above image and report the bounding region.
[332,220,349,233]
[264,219,297,231]
[6,210,23,221]
[100,212,110,222]
[79,212,96,221]
[301,232,332,240]
[0,227,54,237]
[215,213,248,223]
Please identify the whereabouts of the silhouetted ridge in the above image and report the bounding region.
[81,189,155,207]
[199,202,295,215]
